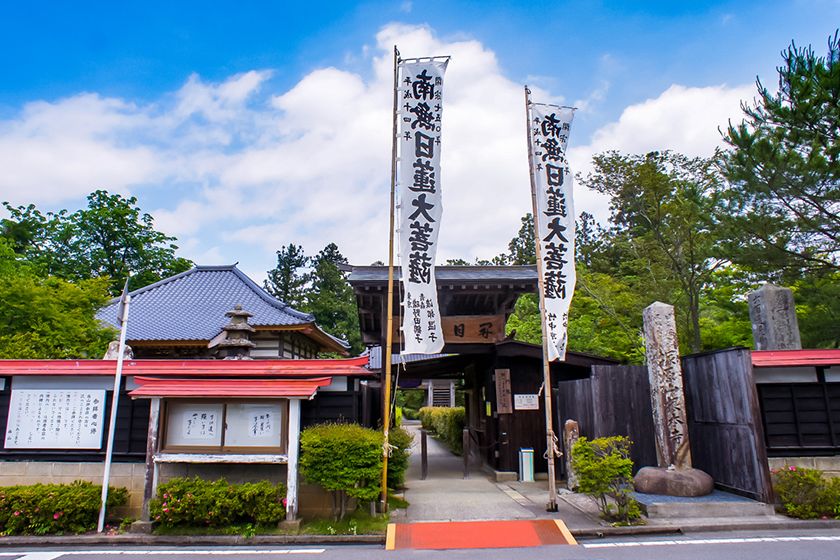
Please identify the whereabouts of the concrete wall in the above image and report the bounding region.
[769,456,840,478]
[0,461,145,518]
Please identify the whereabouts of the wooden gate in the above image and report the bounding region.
[555,365,657,474]
[682,348,773,502]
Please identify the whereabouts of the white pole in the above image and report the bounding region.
[285,398,302,521]
[97,292,131,532]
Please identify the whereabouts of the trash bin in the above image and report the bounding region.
[519,447,534,482]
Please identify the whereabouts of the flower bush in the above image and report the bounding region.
[149,477,285,528]
[772,466,840,519]
[0,481,128,535]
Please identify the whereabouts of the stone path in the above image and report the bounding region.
[398,422,595,530]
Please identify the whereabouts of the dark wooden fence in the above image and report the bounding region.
[555,365,657,475]
[682,348,773,502]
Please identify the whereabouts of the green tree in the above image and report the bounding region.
[506,213,536,265]
[304,243,362,354]
[0,239,115,358]
[2,190,192,294]
[580,151,725,352]
[264,243,310,308]
[720,30,840,278]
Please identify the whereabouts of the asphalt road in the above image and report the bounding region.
[3,530,840,560]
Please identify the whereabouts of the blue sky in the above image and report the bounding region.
[0,1,836,281]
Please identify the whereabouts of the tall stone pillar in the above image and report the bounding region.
[748,284,802,350]
[642,301,691,470]
[634,301,713,496]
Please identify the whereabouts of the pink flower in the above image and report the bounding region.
[282,498,288,507]
[53,512,62,520]
[13,511,20,516]
[162,508,169,513]
[788,466,797,471]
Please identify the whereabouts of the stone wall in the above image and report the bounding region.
[769,456,840,478]
[0,461,145,518]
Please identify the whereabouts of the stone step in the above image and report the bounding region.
[640,499,775,518]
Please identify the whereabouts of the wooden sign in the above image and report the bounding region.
[393,314,505,345]
[495,369,512,414]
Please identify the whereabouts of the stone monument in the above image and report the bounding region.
[634,301,713,496]
[563,419,580,490]
[748,284,802,350]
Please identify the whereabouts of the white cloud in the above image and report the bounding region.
[0,24,757,278]
[568,83,755,223]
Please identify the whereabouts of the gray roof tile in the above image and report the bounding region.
[97,265,315,342]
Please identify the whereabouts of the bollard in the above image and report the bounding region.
[463,428,470,479]
[421,429,428,480]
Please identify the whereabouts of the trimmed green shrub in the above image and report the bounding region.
[0,480,128,535]
[387,426,414,490]
[299,423,382,520]
[772,466,840,519]
[571,436,641,524]
[418,406,465,454]
[149,477,285,528]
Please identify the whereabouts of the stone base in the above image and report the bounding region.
[634,466,714,497]
[278,518,302,532]
[128,520,153,534]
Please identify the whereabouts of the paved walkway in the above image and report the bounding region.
[399,422,595,530]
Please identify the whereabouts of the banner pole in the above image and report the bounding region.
[380,45,400,514]
[524,86,559,512]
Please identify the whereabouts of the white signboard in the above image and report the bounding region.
[224,403,283,447]
[514,394,540,410]
[398,57,449,354]
[165,402,223,447]
[183,410,219,440]
[4,389,105,449]
[527,102,577,361]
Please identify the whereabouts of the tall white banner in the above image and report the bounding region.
[527,102,576,361]
[398,58,449,354]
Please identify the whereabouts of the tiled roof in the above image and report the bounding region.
[97,265,316,342]
[346,265,538,284]
[364,346,454,370]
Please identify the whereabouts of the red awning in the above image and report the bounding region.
[129,376,332,399]
[752,349,840,368]
[0,356,373,377]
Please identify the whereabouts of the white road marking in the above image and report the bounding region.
[583,535,840,548]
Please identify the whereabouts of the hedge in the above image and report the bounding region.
[418,406,465,454]
[387,425,414,490]
[299,423,383,519]
[149,477,285,528]
[0,481,128,535]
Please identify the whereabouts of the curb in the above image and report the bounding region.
[0,534,385,548]
[571,518,840,539]
[2,519,840,547]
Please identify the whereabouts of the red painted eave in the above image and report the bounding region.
[129,376,332,399]
[752,349,840,368]
[0,356,374,377]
